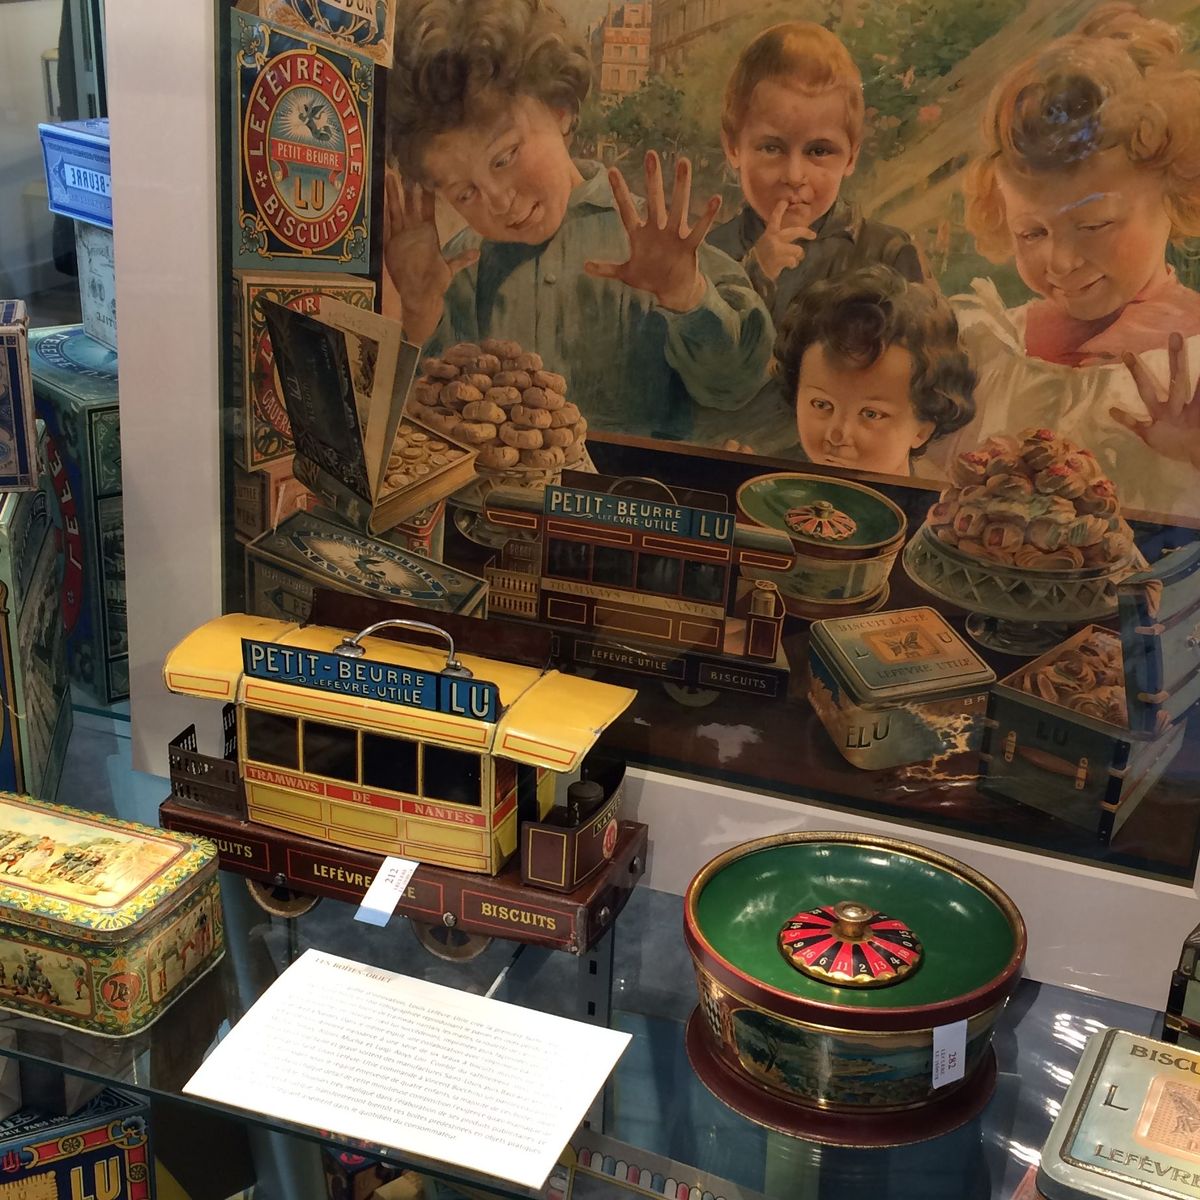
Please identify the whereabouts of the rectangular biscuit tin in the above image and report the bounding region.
[1038,1028,1200,1199]
[0,428,72,801]
[808,606,995,770]
[0,1086,152,1199]
[37,118,112,230]
[245,507,486,624]
[28,325,126,703]
[75,223,118,352]
[0,792,222,1037]
[1164,923,1200,1051]
[980,543,1200,842]
[0,303,41,494]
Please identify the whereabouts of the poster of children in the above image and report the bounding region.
[380,0,1200,521]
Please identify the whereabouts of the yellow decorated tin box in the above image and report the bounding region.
[0,792,222,1036]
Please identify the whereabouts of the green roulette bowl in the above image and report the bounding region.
[683,831,1025,1145]
[736,474,907,619]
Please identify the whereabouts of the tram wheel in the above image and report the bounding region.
[662,681,721,708]
[245,878,322,917]
[409,917,494,961]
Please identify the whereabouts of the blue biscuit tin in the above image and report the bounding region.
[37,118,112,230]
[0,1086,152,1198]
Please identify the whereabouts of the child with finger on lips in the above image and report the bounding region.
[384,0,772,444]
[709,21,925,329]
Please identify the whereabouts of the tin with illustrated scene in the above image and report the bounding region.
[684,831,1025,1145]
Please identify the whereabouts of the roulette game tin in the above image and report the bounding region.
[684,831,1025,1145]
[736,473,906,619]
[1037,1028,1200,1200]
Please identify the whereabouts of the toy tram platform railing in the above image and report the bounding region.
[159,792,647,955]
[167,719,244,819]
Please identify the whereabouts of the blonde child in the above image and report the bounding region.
[936,3,1200,517]
[384,0,772,444]
[710,21,924,328]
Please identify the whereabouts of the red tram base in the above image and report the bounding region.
[159,797,648,955]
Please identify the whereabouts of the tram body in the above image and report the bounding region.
[480,475,797,700]
[162,613,636,879]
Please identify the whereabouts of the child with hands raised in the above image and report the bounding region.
[384,0,772,443]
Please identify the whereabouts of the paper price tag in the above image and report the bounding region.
[932,1018,968,1090]
[354,856,419,927]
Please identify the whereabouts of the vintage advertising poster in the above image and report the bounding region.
[232,10,374,272]
[258,0,398,68]
[218,0,1200,887]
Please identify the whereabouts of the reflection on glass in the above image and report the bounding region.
[636,553,681,596]
[681,560,726,604]
[593,545,635,588]
[547,538,590,581]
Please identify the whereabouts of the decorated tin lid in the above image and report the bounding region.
[736,473,906,559]
[779,900,923,987]
[0,792,217,942]
[810,606,995,704]
[1038,1028,1200,1200]
[684,832,1025,1033]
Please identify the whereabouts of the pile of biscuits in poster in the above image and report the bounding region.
[410,339,588,483]
[929,429,1136,571]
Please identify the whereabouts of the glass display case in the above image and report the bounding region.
[0,725,1168,1199]
[5,0,1200,1196]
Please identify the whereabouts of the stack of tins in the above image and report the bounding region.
[684,832,1025,1145]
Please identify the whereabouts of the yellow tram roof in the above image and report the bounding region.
[163,614,636,774]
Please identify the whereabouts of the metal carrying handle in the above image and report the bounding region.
[333,619,473,679]
[605,475,680,504]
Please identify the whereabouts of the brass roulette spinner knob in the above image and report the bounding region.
[779,900,923,987]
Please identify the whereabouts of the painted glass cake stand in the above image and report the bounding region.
[903,523,1144,655]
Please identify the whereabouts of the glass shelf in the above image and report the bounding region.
[0,721,1168,1200]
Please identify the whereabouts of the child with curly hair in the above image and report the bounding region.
[934,3,1200,516]
[774,265,975,478]
[384,0,772,443]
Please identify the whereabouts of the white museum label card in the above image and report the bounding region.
[354,855,419,926]
[183,949,631,1190]
[932,1018,968,1089]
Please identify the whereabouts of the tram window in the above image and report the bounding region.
[244,709,299,769]
[592,545,635,588]
[362,733,419,795]
[637,553,682,596]
[682,560,727,604]
[547,538,590,580]
[302,721,358,782]
[423,745,482,807]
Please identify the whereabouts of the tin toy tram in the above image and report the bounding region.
[157,601,647,958]
[471,472,796,706]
